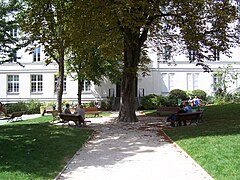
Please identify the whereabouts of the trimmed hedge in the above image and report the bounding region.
[5,100,41,114]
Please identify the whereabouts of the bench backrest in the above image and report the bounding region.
[59,114,84,122]
[84,107,98,112]
[157,107,179,112]
[46,106,53,111]
[177,112,202,121]
[10,111,24,118]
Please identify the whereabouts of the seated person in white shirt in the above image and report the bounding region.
[74,105,85,120]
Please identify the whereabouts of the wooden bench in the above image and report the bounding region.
[84,107,102,117]
[156,107,179,116]
[7,111,25,122]
[45,106,55,113]
[176,111,203,126]
[0,112,9,121]
[59,113,91,126]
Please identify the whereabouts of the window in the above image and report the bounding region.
[33,47,41,62]
[83,81,91,92]
[161,73,175,92]
[187,73,199,90]
[213,74,217,91]
[138,88,144,97]
[31,75,43,93]
[12,50,17,62]
[188,49,197,61]
[11,28,17,38]
[7,75,19,93]
[213,49,220,61]
[54,76,66,92]
[109,88,115,97]
[169,73,174,90]
[163,46,172,61]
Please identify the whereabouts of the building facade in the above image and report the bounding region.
[1,43,240,105]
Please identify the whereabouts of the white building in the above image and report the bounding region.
[1,42,240,105]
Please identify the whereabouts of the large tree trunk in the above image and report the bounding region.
[118,30,141,122]
[118,72,138,122]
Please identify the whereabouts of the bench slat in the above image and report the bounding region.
[156,107,179,115]
[7,111,24,122]
[176,111,203,126]
[84,107,102,117]
[59,114,90,126]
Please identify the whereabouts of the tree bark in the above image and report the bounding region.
[77,79,84,105]
[57,53,64,112]
[118,29,141,122]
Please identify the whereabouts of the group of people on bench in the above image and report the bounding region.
[63,103,85,120]
[167,102,192,127]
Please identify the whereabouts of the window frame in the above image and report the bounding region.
[7,75,19,93]
[33,47,41,62]
[187,73,199,90]
[31,74,43,93]
[82,81,91,92]
[161,73,175,92]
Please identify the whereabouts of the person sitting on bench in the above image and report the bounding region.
[63,103,72,114]
[167,105,186,127]
[74,105,85,120]
[184,102,192,113]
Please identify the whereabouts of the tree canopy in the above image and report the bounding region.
[19,0,75,112]
[70,0,240,122]
[0,0,22,65]
[4,0,240,122]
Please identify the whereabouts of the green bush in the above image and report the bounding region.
[157,95,168,106]
[26,99,42,114]
[140,94,160,110]
[89,101,95,107]
[191,89,207,100]
[5,100,41,114]
[231,92,240,103]
[5,102,26,114]
[168,89,188,100]
[100,100,111,110]
[157,95,177,107]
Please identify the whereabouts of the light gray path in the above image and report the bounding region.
[0,114,41,125]
[57,115,213,180]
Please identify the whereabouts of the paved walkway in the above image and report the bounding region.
[57,114,213,180]
[0,114,41,125]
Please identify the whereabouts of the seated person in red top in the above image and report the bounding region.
[167,104,186,127]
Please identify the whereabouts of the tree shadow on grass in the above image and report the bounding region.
[0,123,93,179]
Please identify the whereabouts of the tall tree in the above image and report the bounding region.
[73,0,240,122]
[65,46,122,105]
[65,2,123,105]
[212,64,238,98]
[0,0,22,65]
[19,0,74,112]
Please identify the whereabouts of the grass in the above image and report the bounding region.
[0,116,93,180]
[1,107,239,179]
[85,111,112,118]
[164,104,240,180]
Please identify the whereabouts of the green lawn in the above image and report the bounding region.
[164,104,240,180]
[85,111,112,118]
[0,116,93,180]
[1,107,239,179]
